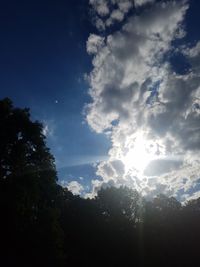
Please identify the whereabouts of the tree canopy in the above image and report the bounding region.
[0,98,64,267]
[1,98,200,267]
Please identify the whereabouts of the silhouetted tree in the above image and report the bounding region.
[0,98,64,267]
[1,98,200,267]
[96,186,141,223]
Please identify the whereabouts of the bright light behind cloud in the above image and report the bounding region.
[122,134,157,175]
[86,0,200,201]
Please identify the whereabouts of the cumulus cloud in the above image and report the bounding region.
[86,0,200,200]
[87,34,105,55]
[87,1,188,130]
[85,179,103,198]
[90,0,156,30]
[61,180,84,195]
[89,0,155,21]
[89,0,110,17]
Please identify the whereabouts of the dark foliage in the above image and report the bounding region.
[1,98,200,267]
[0,98,64,267]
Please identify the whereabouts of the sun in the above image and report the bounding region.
[122,134,156,174]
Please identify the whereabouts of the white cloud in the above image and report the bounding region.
[94,17,106,31]
[86,0,200,201]
[68,181,84,195]
[42,125,49,136]
[87,1,188,131]
[183,41,200,58]
[89,0,158,30]
[183,41,200,74]
[84,178,117,198]
[182,190,200,203]
[42,120,55,137]
[89,0,132,30]
[134,0,155,7]
[87,34,105,55]
[61,180,84,195]
[89,0,110,16]
[85,179,103,198]
[105,9,125,27]
[118,1,133,13]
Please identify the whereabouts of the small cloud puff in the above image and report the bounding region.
[87,34,105,55]
[61,180,84,195]
[89,0,156,30]
[42,120,55,137]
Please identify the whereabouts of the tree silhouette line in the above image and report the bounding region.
[0,98,200,267]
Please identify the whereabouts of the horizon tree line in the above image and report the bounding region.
[0,97,200,267]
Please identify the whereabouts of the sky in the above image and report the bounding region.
[1,0,200,201]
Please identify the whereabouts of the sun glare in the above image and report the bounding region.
[122,135,157,174]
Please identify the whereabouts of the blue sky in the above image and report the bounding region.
[0,0,110,190]
[1,0,200,200]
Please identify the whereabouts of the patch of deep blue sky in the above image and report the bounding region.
[0,0,199,188]
[0,0,109,186]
